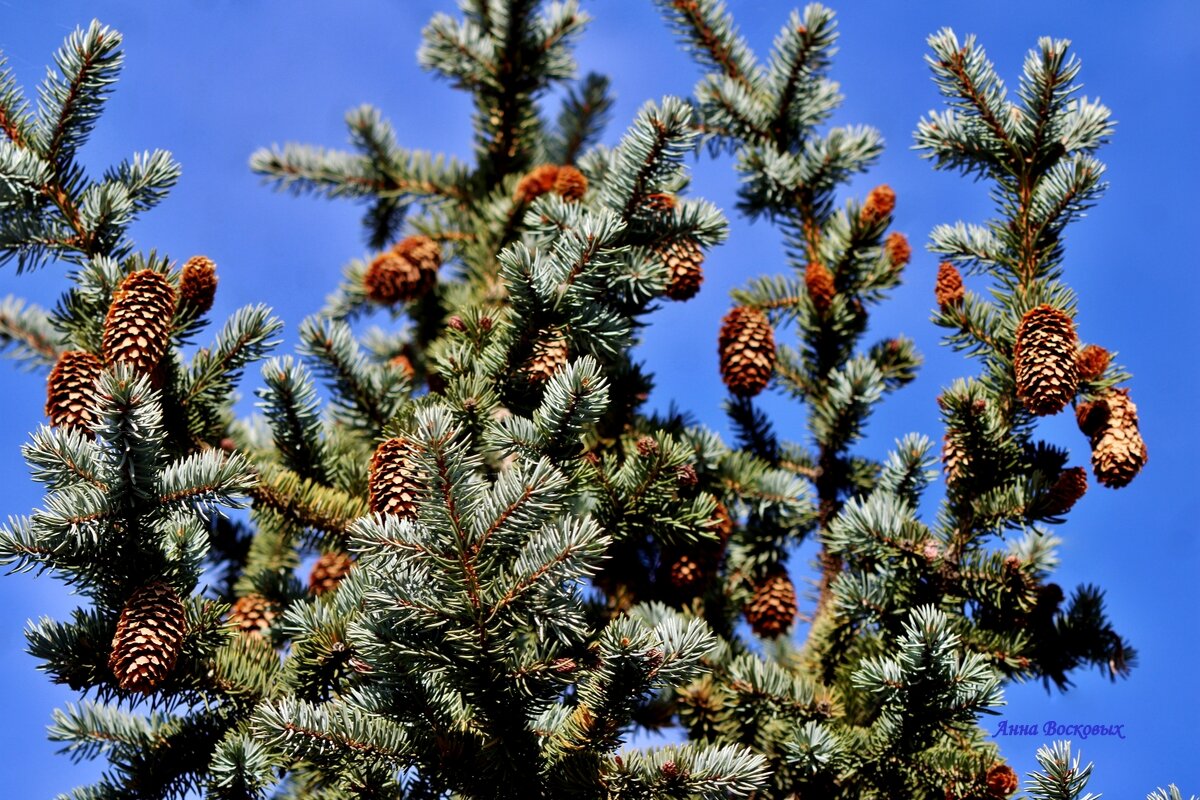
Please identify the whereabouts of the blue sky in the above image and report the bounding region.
[0,1,1196,796]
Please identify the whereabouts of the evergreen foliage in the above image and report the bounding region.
[0,3,1177,799]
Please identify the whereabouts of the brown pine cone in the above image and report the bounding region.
[718,306,775,398]
[310,550,354,596]
[228,594,278,639]
[553,165,588,201]
[102,270,177,374]
[1013,305,1078,416]
[861,184,896,224]
[1042,466,1087,516]
[1076,344,1111,383]
[935,262,965,309]
[985,763,1019,798]
[745,568,796,638]
[1081,389,1148,488]
[711,501,734,543]
[941,433,970,485]
[666,551,707,595]
[885,232,911,268]
[515,164,560,204]
[643,192,677,213]
[369,437,424,519]
[660,239,704,301]
[393,235,441,275]
[46,350,103,434]
[108,581,186,693]
[521,329,569,384]
[364,236,440,305]
[179,255,217,314]
[389,352,416,381]
[805,261,836,314]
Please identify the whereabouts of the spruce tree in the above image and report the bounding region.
[0,3,1179,799]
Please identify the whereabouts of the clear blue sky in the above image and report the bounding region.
[0,1,1196,796]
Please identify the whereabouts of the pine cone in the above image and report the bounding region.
[985,763,1019,798]
[861,184,896,224]
[718,306,775,398]
[521,329,569,384]
[228,594,278,638]
[108,581,186,693]
[369,437,424,519]
[666,551,707,594]
[553,165,588,201]
[1076,344,1111,383]
[1014,305,1078,416]
[935,262,964,309]
[310,550,354,596]
[364,236,441,305]
[179,255,217,314]
[745,568,796,638]
[885,232,911,268]
[659,239,704,301]
[102,270,177,374]
[643,192,677,214]
[389,352,416,381]
[46,350,103,434]
[1043,466,1087,516]
[393,235,441,275]
[712,501,734,543]
[1081,389,1148,488]
[515,164,560,204]
[805,261,835,314]
[941,433,970,485]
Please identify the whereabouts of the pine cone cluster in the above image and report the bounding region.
[102,269,177,374]
[108,581,186,693]
[179,255,217,314]
[310,550,354,596]
[369,437,424,519]
[885,232,911,268]
[718,306,775,398]
[659,238,704,301]
[521,329,569,384]
[805,261,836,314]
[860,184,896,224]
[228,593,278,638]
[364,235,441,305]
[1076,389,1148,488]
[1076,344,1110,383]
[745,568,796,638]
[1013,305,1078,416]
[514,164,587,203]
[1042,466,1087,516]
[935,262,964,309]
[46,350,103,434]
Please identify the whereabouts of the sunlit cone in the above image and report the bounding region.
[179,255,217,314]
[309,550,354,596]
[369,437,424,519]
[108,581,186,693]
[393,234,441,275]
[521,328,569,384]
[1042,466,1087,516]
[805,261,835,314]
[935,261,964,309]
[1082,389,1148,488]
[985,763,1019,798]
[228,593,278,638]
[885,232,911,268]
[514,164,560,204]
[102,269,177,374]
[1013,305,1078,416]
[45,350,103,434]
[659,239,704,301]
[718,306,775,398]
[860,183,896,224]
[364,236,440,306]
[1076,344,1111,383]
[553,165,588,201]
[745,568,796,638]
[941,433,970,485]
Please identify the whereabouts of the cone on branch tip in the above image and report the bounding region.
[228,594,278,638]
[102,270,176,374]
[805,261,836,315]
[364,235,441,306]
[643,192,676,214]
[514,164,560,204]
[46,350,103,434]
[745,568,796,638]
[1077,389,1148,488]
[719,306,775,398]
[1014,305,1078,416]
[369,437,424,519]
[553,165,587,201]
[935,262,964,309]
[310,550,354,596]
[885,232,911,268]
[179,255,217,314]
[985,763,1019,798]
[108,581,186,693]
[521,329,569,384]
[1042,466,1087,516]
[659,238,704,301]
[860,184,896,224]
[1076,344,1111,383]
